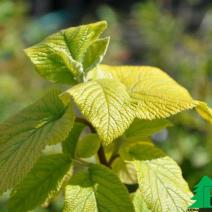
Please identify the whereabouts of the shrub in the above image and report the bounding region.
[0,21,211,212]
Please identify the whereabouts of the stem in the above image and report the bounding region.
[75,117,92,128]
[98,145,110,167]
[108,154,119,166]
[75,117,110,167]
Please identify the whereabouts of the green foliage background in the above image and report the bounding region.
[0,0,211,211]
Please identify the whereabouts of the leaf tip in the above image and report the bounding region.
[195,101,212,124]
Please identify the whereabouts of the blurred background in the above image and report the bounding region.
[0,0,212,211]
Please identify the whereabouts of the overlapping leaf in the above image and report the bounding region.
[63,64,211,145]
[118,141,192,211]
[66,79,135,144]
[64,164,134,212]
[25,21,109,84]
[25,44,80,84]
[76,134,101,158]
[132,191,151,212]
[62,123,85,157]
[8,154,72,212]
[0,89,74,194]
[82,37,110,72]
[110,141,165,185]
[119,140,166,161]
[112,157,137,184]
[125,118,172,140]
[134,156,193,212]
[88,65,199,119]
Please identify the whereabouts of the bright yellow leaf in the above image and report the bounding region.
[195,101,212,124]
[88,65,206,120]
[134,156,193,212]
[66,79,135,144]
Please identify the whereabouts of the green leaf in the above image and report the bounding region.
[25,43,80,84]
[119,140,165,161]
[82,37,110,72]
[64,164,134,212]
[25,21,109,84]
[88,65,197,119]
[66,79,135,144]
[134,156,193,212]
[76,133,101,158]
[125,118,172,140]
[62,123,86,157]
[0,89,75,194]
[112,157,137,184]
[132,191,151,212]
[60,21,107,62]
[8,154,72,212]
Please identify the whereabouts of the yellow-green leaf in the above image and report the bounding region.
[195,101,212,124]
[64,164,134,212]
[82,37,110,72]
[132,191,151,212]
[66,79,135,144]
[125,118,172,140]
[62,123,86,157]
[119,140,165,161]
[88,65,197,119]
[25,21,109,84]
[76,133,101,158]
[119,140,192,211]
[25,43,81,84]
[0,89,75,194]
[112,157,137,184]
[134,156,193,212]
[8,154,72,212]
[61,21,107,62]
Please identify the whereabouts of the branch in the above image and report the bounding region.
[75,117,95,132]
[98,145,110,167]
[75,117,110,167]
[108,154,119,166]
